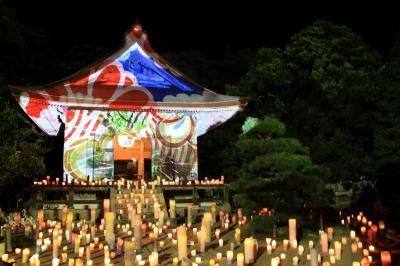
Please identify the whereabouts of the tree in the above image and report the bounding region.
[230,116,331,216]
[227,20,382,180]
[0,102,47,211]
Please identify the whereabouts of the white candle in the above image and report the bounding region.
[226,250,233,264]
[334,241,341,260]
[298,245,304,255]
[293,256,299,266]
[267,244,272,254]
[350,230,356,239]
[151,251,158,265]
[52,258,60,266]
[177,226,187,260]
[244,237,254,264]
[311,248,318,266]
[237,253,244,266]
[219,239,223,247]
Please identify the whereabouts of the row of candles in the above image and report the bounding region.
[33,176,225,187]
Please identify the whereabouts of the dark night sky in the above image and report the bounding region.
[3,1,400,58]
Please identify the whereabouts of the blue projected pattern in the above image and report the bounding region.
[118,45,204,101]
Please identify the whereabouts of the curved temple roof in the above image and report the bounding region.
[10,24,245,136]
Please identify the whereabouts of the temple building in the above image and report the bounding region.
[10,24,245,181]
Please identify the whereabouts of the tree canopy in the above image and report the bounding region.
[231,116,331,215]
[227,20,383,180]
[0,103,47,210]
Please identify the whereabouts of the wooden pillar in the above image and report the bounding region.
[138,140,144,180]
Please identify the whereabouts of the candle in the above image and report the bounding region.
[177,226,187,260]
[267,244,272,254]
[133,214,142,250]
[154,202,160,219]
[37,210,44,228]
[66,211,73,235]
[105,212,115,244]
[311,248,318,266]
[381,251,391,266]
[321,233,328,253]
[309,240,314,249]
[87,260,93,266]
[271,257,280,266]
[361,226,366,236]
[289,218,296,246]
[169,200,176,219]
[351,242,358,253]
[237,253,244,266]
[342,236,348,245]
[75,258,83,266]
[298,245,304,255]
[78,246,84,258]
[350,230,356,239]
[217,252,222,261]
[352,262,361,266]
[215,228,220,239]
[187,204,193,227]
[244,237,254,264]
[103,199,110,213]
[271,240,277,250]
[68,258,74,266]
[226,250,233,265]
[292,239,298,249]
[124,240,134,266]
[158,210,164,228]
[293,256,299,266]
[74,235,81,254]
[52,238,59,258]
[199,228,206,252]
[202,212,212,242]
[195,257,202,264]
[379,221,385,230]
[62,247,68,262]
[151,251,158,265]
[334,241,341,260]
[15,248,22,255]
[22,248,30,263]
[283,239,289,250]
[235,228,241,244]
[61,206,68,227]
[149,254,155,266]
[52,258,59,266]
[219,239,223,247]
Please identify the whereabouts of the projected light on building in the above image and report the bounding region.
[11,23,245,181]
